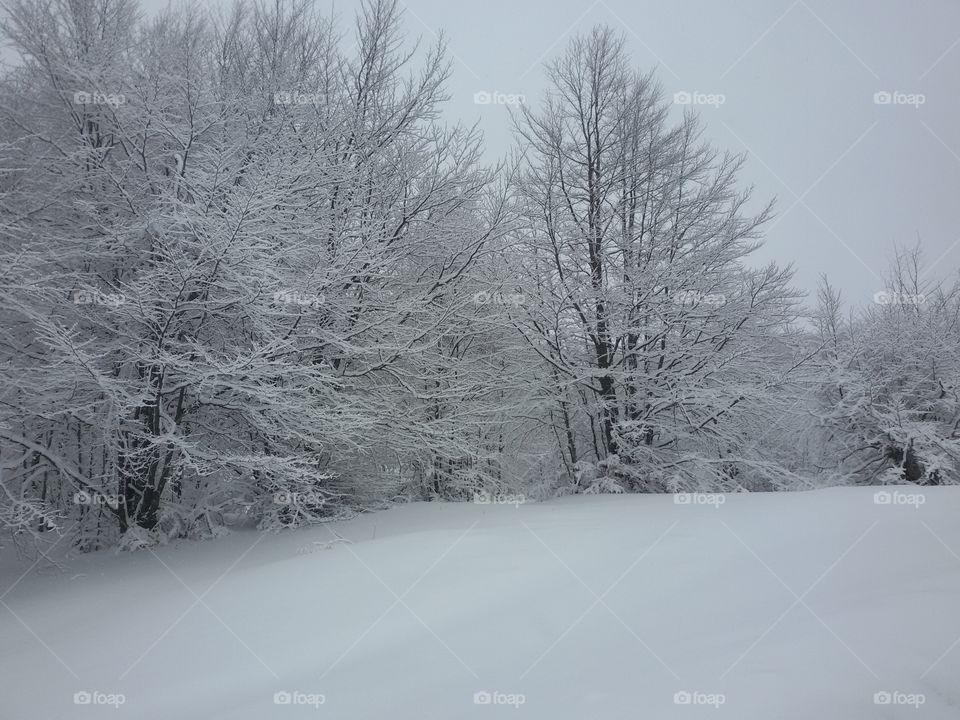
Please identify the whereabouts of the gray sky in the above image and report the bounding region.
[133,0,960,305]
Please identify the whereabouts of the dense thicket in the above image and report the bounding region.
[0,0,954,554]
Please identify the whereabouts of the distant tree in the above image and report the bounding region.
[810,247,960,486]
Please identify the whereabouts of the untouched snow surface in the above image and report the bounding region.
[2,487,960,719]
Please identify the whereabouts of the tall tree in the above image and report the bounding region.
[511,27,803,492]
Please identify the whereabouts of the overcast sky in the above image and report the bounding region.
[136,0,960,305]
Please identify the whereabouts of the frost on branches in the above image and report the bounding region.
[0,0,953,553]
[809,250,960,487]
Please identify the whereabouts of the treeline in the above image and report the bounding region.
[0,0,955,553]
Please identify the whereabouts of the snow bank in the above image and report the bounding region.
[2,487,959,719]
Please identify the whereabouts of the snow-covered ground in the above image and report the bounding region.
[2,487,959,719]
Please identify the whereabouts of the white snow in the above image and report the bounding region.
[2,487,960,719]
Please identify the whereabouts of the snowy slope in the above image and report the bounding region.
[2,487,959,719]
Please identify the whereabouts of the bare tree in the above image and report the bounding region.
[511,27,803,492]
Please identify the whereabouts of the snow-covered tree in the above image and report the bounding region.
[0,0,513,549]
[509,27,805,493]
[809,248,960,486]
